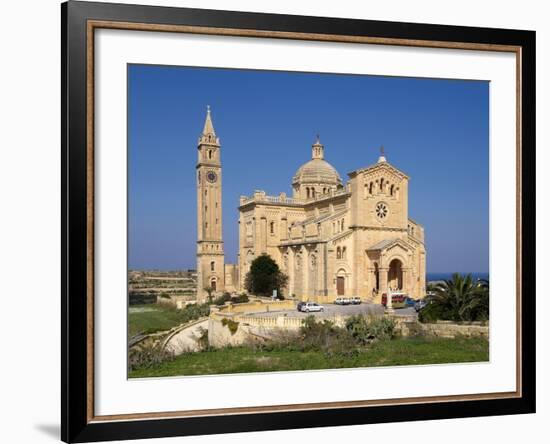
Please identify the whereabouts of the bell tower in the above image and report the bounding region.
[196,106,225,302]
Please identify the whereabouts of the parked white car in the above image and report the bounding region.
[334,297,350,305]
[301,302,325,313]
[350,296,362,305]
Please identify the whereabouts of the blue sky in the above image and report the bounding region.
[128,65,489,273]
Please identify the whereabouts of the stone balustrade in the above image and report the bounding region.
[239,188,350,207]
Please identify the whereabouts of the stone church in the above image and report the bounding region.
[196,107,426,304]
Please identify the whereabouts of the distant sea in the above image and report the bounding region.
[427,272,489,283]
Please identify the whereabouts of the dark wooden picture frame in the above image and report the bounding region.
[62,1,536,442]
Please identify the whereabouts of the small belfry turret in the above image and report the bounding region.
[196,106,225,302]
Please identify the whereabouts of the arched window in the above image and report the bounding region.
[270,221,275,234]
[306,187,310,198]
[312,188,316,198]
[342,247,347,260]
[205,205,208,213]
[336,247,342,259]
[208,150,212,159]
[380,178,384,191]
[210,261,215,271]
[205,222,208,229]
[205,189,207,196]
[390,184,394,196]
[369,182,373,194]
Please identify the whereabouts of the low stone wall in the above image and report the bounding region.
[217,299,295,314]
[208,316,256,347]
[208,309,489,347]
[208,313,353,347]
[418,321,489,338]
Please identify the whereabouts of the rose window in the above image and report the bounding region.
[375,202,389,219]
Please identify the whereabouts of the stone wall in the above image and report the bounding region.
[208,307,488,348]
[393,317,489,338]
[418,321,489,338]
[217,299,295,314]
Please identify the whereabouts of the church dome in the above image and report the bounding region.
[292,158,342,186]
[292,136,342,188]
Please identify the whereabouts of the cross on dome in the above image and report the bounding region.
[378,145,387,163]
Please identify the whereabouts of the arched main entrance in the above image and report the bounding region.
[388,259,403,291]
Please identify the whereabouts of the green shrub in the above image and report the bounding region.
[194,327,210,350]
[128,342,174,371]
[230,293,249,304]
[300,316,359,358]
[345,315,396,344]
[213,293,232,306]
[177,302,211,323]
[367,317,396,340]
[221,318,240,335]
[129,292,157,305]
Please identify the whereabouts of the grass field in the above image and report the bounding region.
[129,336,489,378]
[128,304,191,337]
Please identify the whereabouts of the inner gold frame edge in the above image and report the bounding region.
[85,19,523,423]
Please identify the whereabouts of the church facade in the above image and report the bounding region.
[196,108,426,303]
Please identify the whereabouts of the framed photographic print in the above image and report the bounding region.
[61,1,536,442]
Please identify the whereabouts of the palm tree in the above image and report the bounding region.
[427,273,489,322]
[203,286,214,304]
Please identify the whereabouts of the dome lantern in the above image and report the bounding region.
[312,134,324,160]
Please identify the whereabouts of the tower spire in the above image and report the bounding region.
[202,105,216,137]
[312,134,324,160]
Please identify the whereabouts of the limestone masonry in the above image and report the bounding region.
[196,108,426,303]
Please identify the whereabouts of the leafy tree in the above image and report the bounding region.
[421,273,489,322]
[213,292,232,306]
[244,254,288,297]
